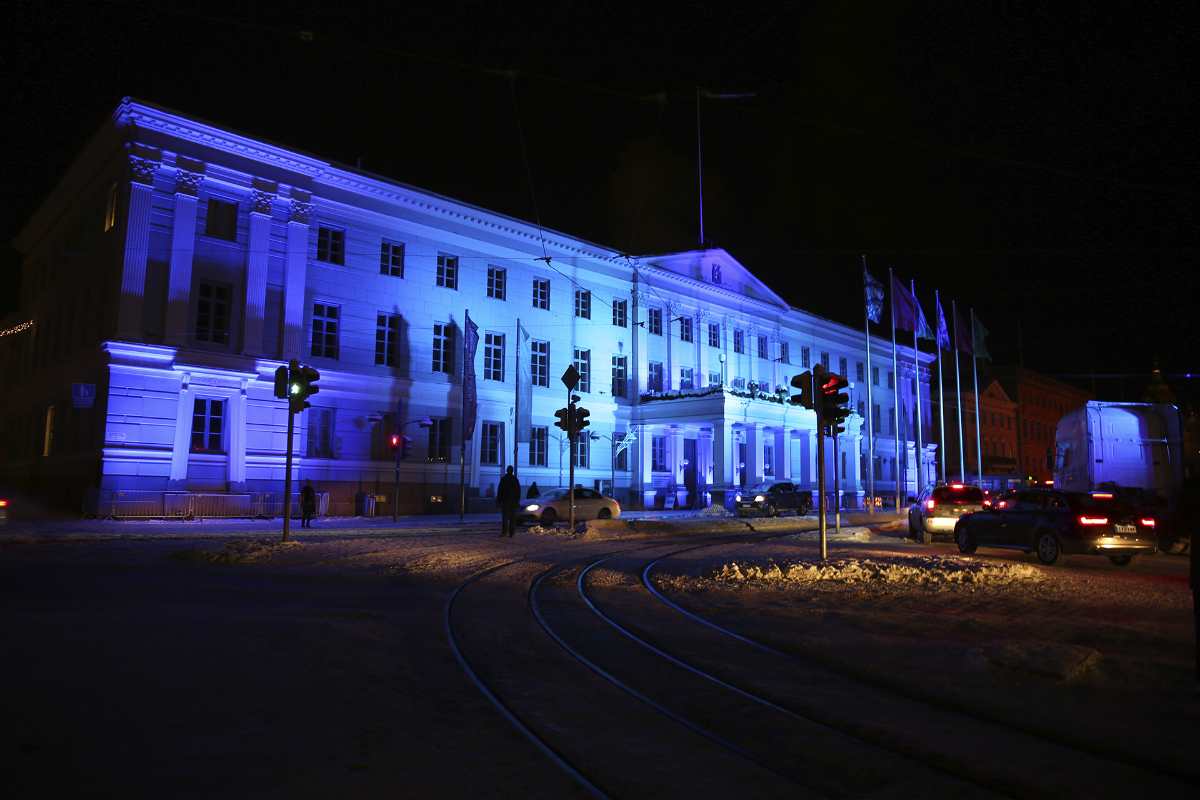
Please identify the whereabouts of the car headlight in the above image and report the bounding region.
[525,504,539,512]
[734,494,742,502]
[755,495,766,503]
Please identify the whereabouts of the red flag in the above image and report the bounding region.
[890,273,919,332]
[953,302,973,355]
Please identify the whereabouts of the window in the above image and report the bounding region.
[428,418,451,462]
[195,283,230,345]
[872,366,880,386]
[531,340,549,386]
[821,351,830,370]
[708,322,720,348]
[317,227,344,264]
[874,456,883,481]
[680,368,694,390]
[43,406,56,456]
[369,412,398,460]
[433,323,454,374]
[613,299,627,327]
[680,317,693,343]
[436,255,458,289]
[572,434,589,468]
[734,330,744,353]
[758,336,768,359]
[709,371,721,387]
[888,407,895,435]
[648,361,663,392]
[856,362,864,382]
[651,436,667,472]
[481,422,501,465]
[205,198,238,242]
[487,266,505,300]
[530,426,548,466]
[533,278,549,309]
[648,307,662,335]
[380,241,404,277]
[780,342,789,364]
[481,333,503,382]
[311,303,339,359]
[839,357,847,376]
[801,346,810,368]
[376,313,399,366]
[732,377,745,389]
[574,290,591,319]
[191,398,224,452]
[887,371,894,390]
[573,348,590,392]
[858,400,866,418]
[611,356,627,398]
[306,407,336,458]
[104,183,118,231]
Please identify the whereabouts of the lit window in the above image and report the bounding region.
[191,398,224,452]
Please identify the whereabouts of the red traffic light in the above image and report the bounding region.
[390,434,400,452]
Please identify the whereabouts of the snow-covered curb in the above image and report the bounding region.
[703,555,1044,585]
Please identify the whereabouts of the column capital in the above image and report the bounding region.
[289,198,313,224]
[174,169,203,197]
[251,188,276,215]
[128,156,159,185]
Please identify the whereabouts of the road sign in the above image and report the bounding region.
[561,365,580,390]
[72,383,95,408]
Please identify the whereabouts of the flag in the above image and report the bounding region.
[953,302,973,355]
[935,294,951,352]
[864,266,885,323]
[463,310,479,440]
[913,282,935,340]
[515,320,532,442]
[890,273,919,332]
[972,312,992,361]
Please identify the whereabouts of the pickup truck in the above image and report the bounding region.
[734,481,813,517]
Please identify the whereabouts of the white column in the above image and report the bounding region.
[163,167,204,348]
[228,380,248,489]
[168,373,192,489]
[806,430,818,491]
[281,196,312,358]
[711,420,735,506]
[639,424,654,507]
[774,427,791,481]
[696,310,709,387]
[745,422,764,485]
[242,187,274,356]
[116,155,159,341]
[667,424,684,503]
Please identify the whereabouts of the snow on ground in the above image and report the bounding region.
[704,554,1044,585]
[171,538,305,564]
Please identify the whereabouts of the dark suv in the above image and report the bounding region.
[955,489,1158,567]
[734,482,813,517]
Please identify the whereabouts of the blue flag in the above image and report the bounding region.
[864,266,885,323]
[935,294,951,351]
[913,281,935,341]
[463,310,479,440]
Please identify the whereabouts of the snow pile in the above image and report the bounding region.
[521,524,583,538]
[704,555,1042,585]
[695,504,734,517]
[172,538,304,564]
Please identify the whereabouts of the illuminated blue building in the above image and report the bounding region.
[1,99,935,514]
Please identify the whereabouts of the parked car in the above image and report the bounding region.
[955,489,1158,567]
[518,488,620,527]
[734,481,812,517]
[0,497,7,526]
[908,484,986,543]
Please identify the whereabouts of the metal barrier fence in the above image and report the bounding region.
[83,489,327,520]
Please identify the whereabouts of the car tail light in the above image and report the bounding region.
[0,499,7,507]
[1140,518,1155,527]
[982,499,992,507]
[925,499,936,510]
[951,484,964,489]
[1091,492,1113,499]
[1078,516,1109,526]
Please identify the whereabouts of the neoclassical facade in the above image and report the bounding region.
[1,99,935,514]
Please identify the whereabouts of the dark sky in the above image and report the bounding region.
[3,1,1196,407]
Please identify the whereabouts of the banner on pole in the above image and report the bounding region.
[935,295,951,352]
[953,303,973,355]
[890,273,919,332]
[972,313,992,361]
[515,320,532,442]
[864,266,885,323]
[463,310,480,440]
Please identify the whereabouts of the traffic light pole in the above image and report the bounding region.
[833,431,841,537]
[394,399,402,524]
[814,367,827,560]
[567,388,576,531]
[282,407,295,543]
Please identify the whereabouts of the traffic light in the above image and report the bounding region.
[390,434,400,453]
[554,406,573,435]
[274,365,289,399]
[819,372,851,435]
[401,435,412,459]
[789,371,814,409]
[287,362,321,414]
[574,406,590,435]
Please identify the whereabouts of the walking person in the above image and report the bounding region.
[497,466,521,538]
[300,479,317,529]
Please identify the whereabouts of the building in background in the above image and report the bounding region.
[0,99,934,514]
[934,379,1020,491]
[986,365,1093,485]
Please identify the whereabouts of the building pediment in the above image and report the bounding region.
[638,249,790,310]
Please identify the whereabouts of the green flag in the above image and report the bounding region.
[972,313,991,361]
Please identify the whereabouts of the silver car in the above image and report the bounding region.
[909,484,986,543]
[518,488,621,527]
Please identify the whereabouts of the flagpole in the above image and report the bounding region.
[911,280,923,497]
[936,291,946,484]
[972,309,984,489]
[890,269,901,512]
[863,257,874,515]
[953,301,965,481]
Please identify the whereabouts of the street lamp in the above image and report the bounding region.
[718,353,726,386]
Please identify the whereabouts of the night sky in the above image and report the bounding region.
[3,1,1196,408]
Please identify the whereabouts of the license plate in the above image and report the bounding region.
[1115,524,1136,534]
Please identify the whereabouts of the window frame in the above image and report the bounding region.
[436,254,458,290]
[195,282,231,346]
[317,226,345,265]
[310,303,340,360]
[484,332,505,382]
[574,289,591,319]
[380,241,405,278]
[191,397,225,453]
[533,277,550,309]
[433,323,455,374]
[734,329,744,354]
[531,340,549,387]
[530,426,548,466]
[679,316,693,343]
[573,348,591,393]
[375,313,400,367]
[487,266,506,300]
[481,422,502,465]
[612,299,627,328]
[651,435,667,472]
[648,307,662,336]
[611,355,627,399]
[204,197,239,242]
